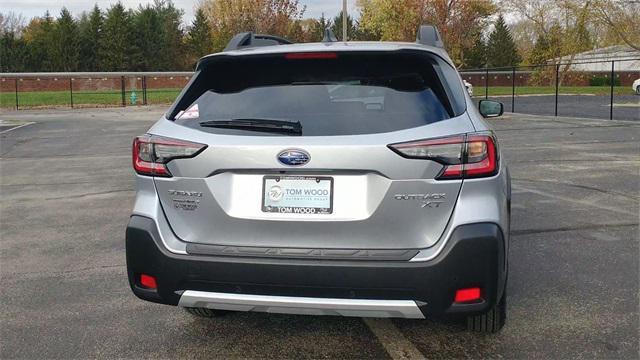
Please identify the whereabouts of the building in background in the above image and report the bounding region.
[556,45,640,71]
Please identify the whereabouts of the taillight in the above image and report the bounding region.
[388,133,498,180]
[132,135,207,177]
[464,134,497,178]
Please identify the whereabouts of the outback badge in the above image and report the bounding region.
[277,149,310,166]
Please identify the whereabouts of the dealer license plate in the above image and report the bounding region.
[262,176,333,214]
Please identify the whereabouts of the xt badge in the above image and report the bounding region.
[393,193,446,208]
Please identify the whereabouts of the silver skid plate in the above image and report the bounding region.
[178,290,425,319]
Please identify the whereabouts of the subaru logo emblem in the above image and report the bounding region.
[277,149,310,166]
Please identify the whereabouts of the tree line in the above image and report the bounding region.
[1,1,201,72]
[1,0,637,73]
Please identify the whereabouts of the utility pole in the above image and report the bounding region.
[342,0,348,41]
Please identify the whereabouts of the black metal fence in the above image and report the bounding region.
[0,72,192,110]
[1,59,639,121]
[459,58,640,121]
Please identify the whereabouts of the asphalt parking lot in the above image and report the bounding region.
[1,107,638,358]
[485,94,639,121]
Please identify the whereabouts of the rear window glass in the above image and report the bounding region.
[173,51,465,136]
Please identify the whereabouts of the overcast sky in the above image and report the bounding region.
[3,0,359,25]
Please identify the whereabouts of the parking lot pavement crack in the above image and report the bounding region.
[513,178,640,201]
[512,184,637,216]
[511,222,638,236]
[498,123,640,132]
[510,159,636,164]
[44,188,133,200]
[1,153,129,159]
[1,264,125,281]
[0,136,34,157]
[363,318,426,360]
[548,118,637,128]
[1,180,105,187]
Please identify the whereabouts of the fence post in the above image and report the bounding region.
[142,76,147,105]
[14,78,19,110]
[511,66,516,113]
[485,67,489,99]
[610,61,615,120]
[69,78,74,108]
[121,76,125,107]
[554,64,559,117]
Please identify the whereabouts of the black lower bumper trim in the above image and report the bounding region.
[186,242,420,261]
[126,216,507,316]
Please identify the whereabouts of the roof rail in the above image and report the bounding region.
[224,32,293,51]
[322,28,338,42]
[416,25,444,48]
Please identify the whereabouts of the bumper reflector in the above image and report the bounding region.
[140,274,157,289]
[454,287,481,303]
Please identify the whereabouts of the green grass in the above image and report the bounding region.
[0,88,182,109]
[0,86,634,109]
[475,86,630,97]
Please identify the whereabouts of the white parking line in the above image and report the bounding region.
[0,122,35,134]
[363,318,426,360]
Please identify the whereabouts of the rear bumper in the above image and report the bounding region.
[126,216,507,318]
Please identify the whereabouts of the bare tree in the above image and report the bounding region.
[0,12,26,35]
[501,0,596,85]
[588,0,640,51]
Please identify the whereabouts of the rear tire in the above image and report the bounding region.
[636,86,640,95]
[466,291,506,333]
[184,307,229,318]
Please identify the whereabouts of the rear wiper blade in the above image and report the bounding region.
[199,118,302,135]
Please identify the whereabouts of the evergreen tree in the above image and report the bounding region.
[527,33,550,66]
[0,30,29,72]
[102,2,134,70]
[186,8,213,64]
[155,0,185,70]
[330,11,358,41]
[24,12,55,71]
[463,33,486,69]
[78,5,104,71]
[52,8,80,71]
[485,15,521,68]
[133,4,164,70]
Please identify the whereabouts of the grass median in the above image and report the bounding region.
[0,88,182,108]
[475,86,629,97]
[0,86,633,109]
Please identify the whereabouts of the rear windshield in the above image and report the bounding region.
[171,51,466,136]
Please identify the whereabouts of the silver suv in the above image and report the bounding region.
[126,26,510,333]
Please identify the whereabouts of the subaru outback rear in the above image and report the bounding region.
[126,26,510,333]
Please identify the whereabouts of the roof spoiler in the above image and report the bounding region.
[224,32,293,51]
[416,25,444,48]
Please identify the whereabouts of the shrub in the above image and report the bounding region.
[589,76,621,86]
